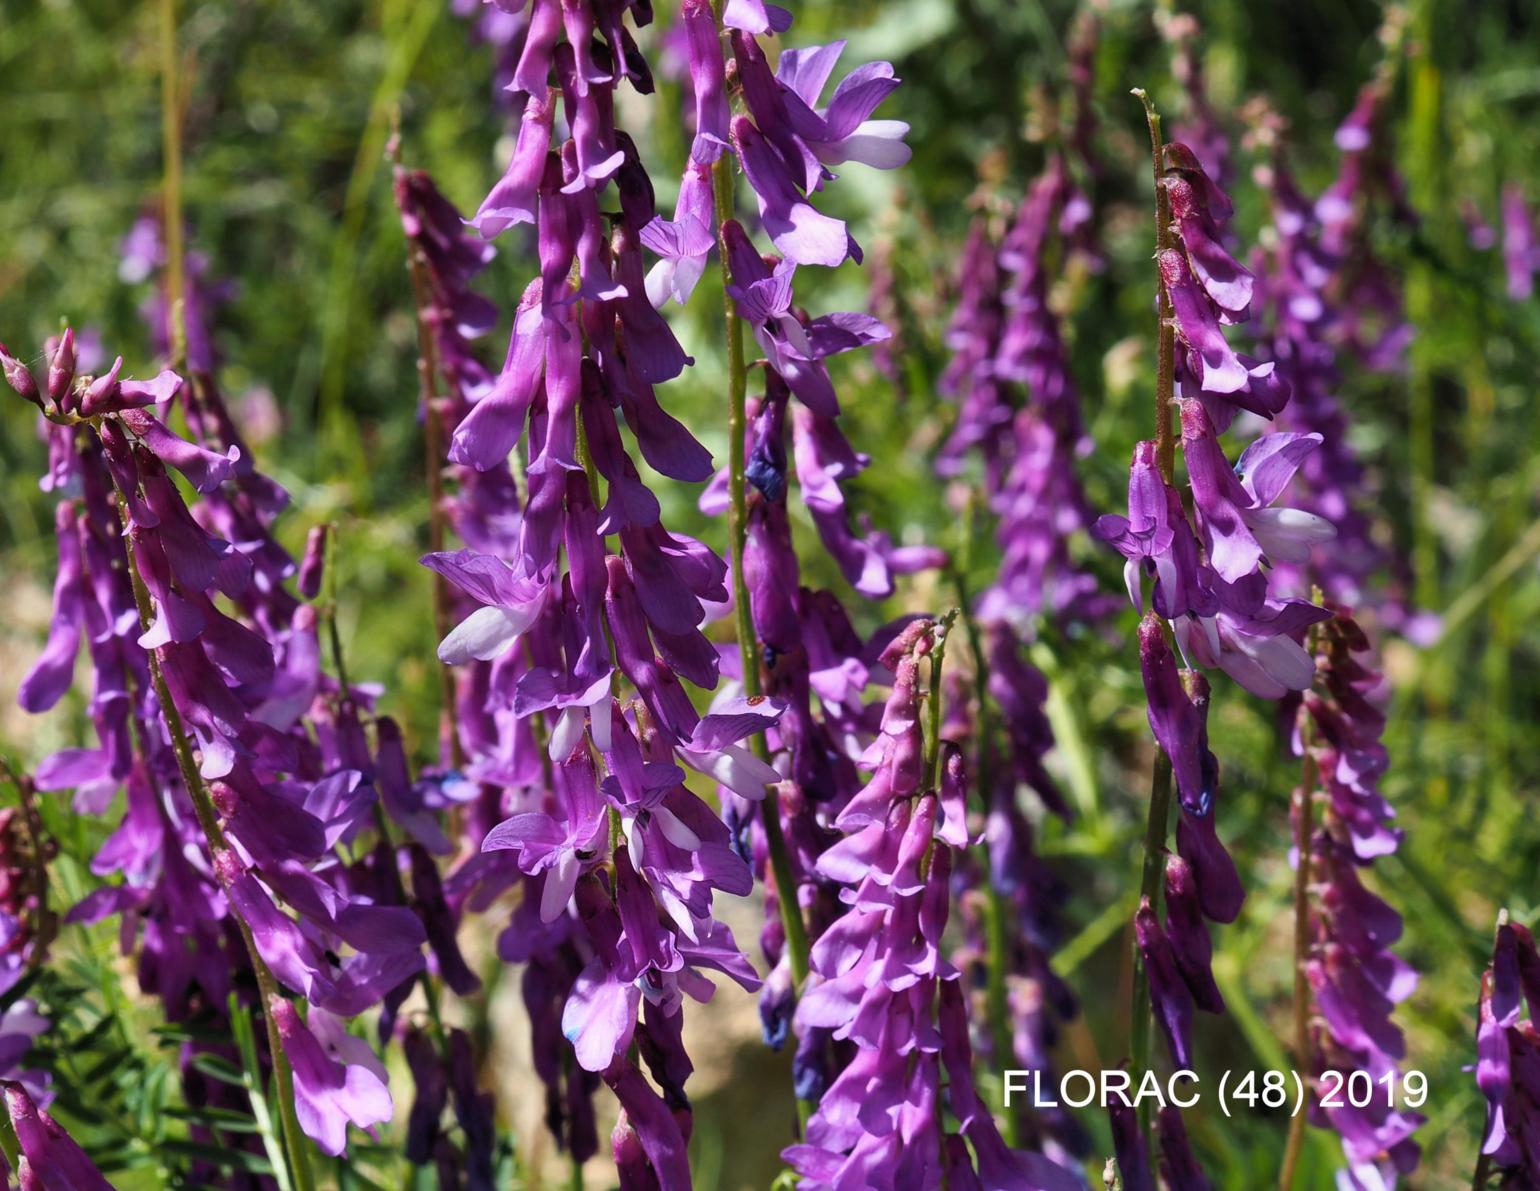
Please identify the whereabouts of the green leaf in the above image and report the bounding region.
[159,1138,277,1175]
[188,1053,248,1088]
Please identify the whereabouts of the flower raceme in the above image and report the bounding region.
[787,622,1079,1190]
[418,2,922,1180]
[1095,140,1332,702]
[1,334,469,1163]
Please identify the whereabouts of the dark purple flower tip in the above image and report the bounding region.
[1162,142,1233,221]
[1135,897,1194,1068]
[758,958,794,1050]
[1156,1106,1213,1190]
[1108,1088,1154,1191]
[1163,856,1224,1014]
[1138,614,1216,818]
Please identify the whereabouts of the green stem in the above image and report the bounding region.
[923,611,958,789]
[119,513,315,1191]
[710,0,813,1134]
[317,522,354,699]
[158,0,185,361]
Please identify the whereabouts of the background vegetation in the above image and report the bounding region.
[3,0,1539,1185]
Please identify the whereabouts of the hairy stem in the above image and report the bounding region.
[1129,86,1179,1159]
[1133,88,1176,481]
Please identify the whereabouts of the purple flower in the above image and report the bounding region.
[642,160,716,306]
[1503,183,1538,301]
[722,0,792,36]
[1157,1104,1214,1190]
[776,41,910,171]
[1173,573,1329,700]
[1180,400,1332,583]
[272,997,393,1157]
[427,548,550,663]
[1093,441,1214,620]
[1108,1093,1154,1191]
[1135,896,1194,1067]
[1138,614,1217,817]
[482,751,607,922]
[732,115,855,268]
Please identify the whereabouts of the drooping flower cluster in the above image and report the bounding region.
[786,621,1078,1190]
[1291,607,1422,1184]
[940,156,1105,631]
[1316,75,1416,374]
[677,6,963,1127]
[421,2,916,1178]
[946,628,1088,1168]
[1092,120,1332,1179]
[1252,149,1426,639]
[1095,138,1331,696]
[2,332,450,1161]
[1475,914,1540,1183]
[935,141,1105,1176]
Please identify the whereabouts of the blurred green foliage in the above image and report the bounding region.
[4,0,1540,1186]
